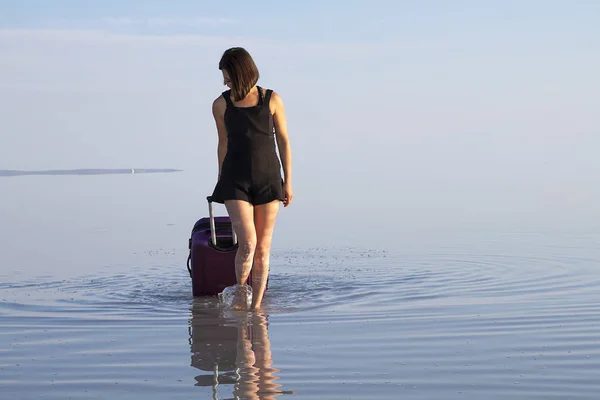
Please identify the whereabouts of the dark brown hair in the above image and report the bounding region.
[218,47,260,101]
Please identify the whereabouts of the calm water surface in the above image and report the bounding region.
[1,173,599,399]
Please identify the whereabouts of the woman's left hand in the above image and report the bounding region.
[283,181,294,207]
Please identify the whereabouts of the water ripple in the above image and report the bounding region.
[1,244,599,399]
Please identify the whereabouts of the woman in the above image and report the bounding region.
[210,47,293,310]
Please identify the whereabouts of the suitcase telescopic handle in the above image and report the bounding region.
[206,196,237,246]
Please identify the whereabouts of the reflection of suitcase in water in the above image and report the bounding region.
[188,302,240,388]
[187,196,252,296]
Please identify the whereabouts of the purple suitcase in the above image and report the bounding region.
[187,196,251,296]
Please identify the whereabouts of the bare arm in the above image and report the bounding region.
[271,92,292,185]
[212,96,227,179]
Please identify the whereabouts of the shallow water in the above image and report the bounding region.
[1,173,599,399]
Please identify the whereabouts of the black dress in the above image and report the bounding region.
[210,86,284,206]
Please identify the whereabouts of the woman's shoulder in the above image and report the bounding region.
[212,92,227,115]
[261,86,279,96]
[215,89,230,102]
[266,89,284,114]
[261,87,283,103]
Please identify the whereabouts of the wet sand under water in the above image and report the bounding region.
[1,239,600,399]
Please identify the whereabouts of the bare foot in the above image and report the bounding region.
[231,284,252,310]
[231,294,248,310]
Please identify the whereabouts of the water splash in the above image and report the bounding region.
[218,284,253,310]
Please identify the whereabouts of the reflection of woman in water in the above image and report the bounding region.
[233,312,285,399]
[210,47,294,310]
[189,300,294,399]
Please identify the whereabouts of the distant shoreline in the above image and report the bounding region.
[0,169,183,177]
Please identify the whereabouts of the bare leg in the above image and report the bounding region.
[251,200,280,310]
[252,312,282,398]
[224,200,256,285]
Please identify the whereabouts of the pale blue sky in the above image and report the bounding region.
[2,0,600,42]
[1,1,598,231]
